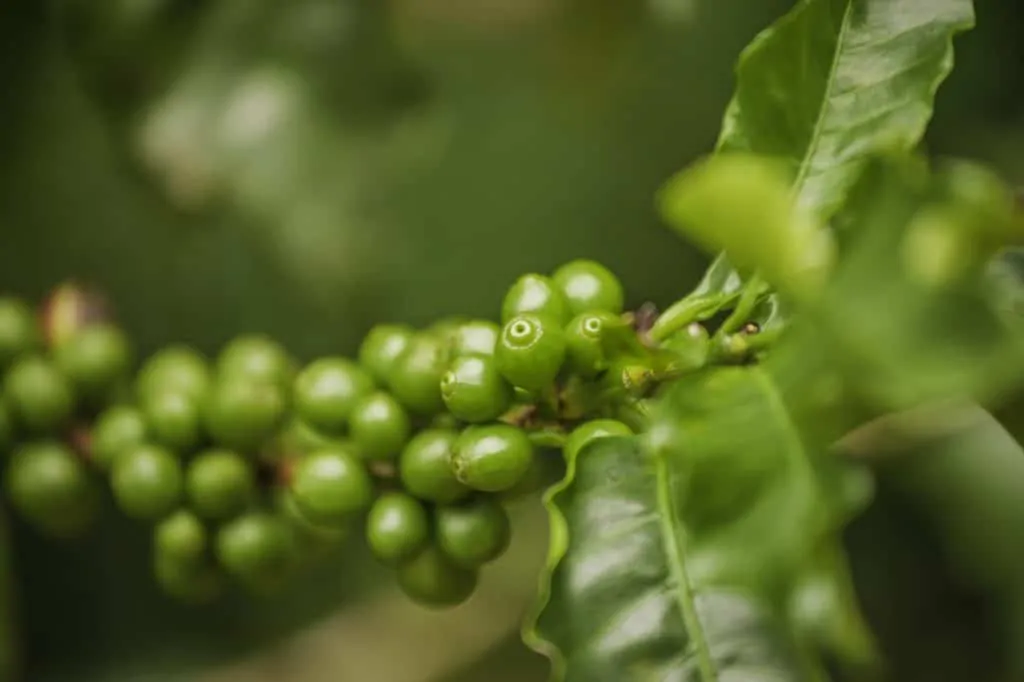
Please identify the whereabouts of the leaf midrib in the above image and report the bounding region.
[655,450,717,680]
[653,366,818,682]
[791,0,854,197]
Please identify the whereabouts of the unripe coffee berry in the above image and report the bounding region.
[217,335,295,390]
[91,405,148,469]
[501,274,569,324]
[203,377,286,453]
[4,356,74,434]
[111,444,183,520]
[0,298,39,369]
[293,358,374,434]
[348,391,410,461]
[289,448,374,526]
[552,260,625,316]
[496,314,566,391]
[5,441,99,538]
[137,346,211,402]
[452,425,534,492]
[396,545,478,609]
[358,324,414,386]
[365,492,430,566]
[186,449,256,520]
[399,429,470,504]
[388,334,447,416]
[435,497,511,568]
[55,324,133,403]
[440,354,513,423]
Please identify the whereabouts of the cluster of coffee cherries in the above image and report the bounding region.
[0,261,706,609]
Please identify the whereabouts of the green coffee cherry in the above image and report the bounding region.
[564,311,623,378]
[276,417,347,455]
[203,377,286,453]
[348,392,410,461]
[450,320,500,357]
[365,492,430,566]
[428,317,469,345]
[552,260,625,316]
[452,425,534,492]
[388,334,447,415]
[435,497,511,568]
[397,545,478,609]
[501,274,569,324]
[154,509,207,564]
[275,488,349,550]
[5,441,99,538]
[289,448,374,526]
[216,512,298,592]
[141,390,202,453]
[217,335,294,389]
[564,419,633,461]
[293,358,374,434]
[136,346,211,402]
[153,552,222,604]
[4,356,75,434]
[91,405,148,469]
[54,324,132,402]
[0,298,39,369]
[496,314,567,391]
[440,354,513,423]
[399,429,470,504]
[358,324,414,385]
[111,444,183,520]
[186,449,256,520]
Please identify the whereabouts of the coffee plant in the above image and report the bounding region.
[4,0,1024,680]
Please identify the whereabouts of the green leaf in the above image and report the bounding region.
[717,0,975,220]
[527,365,877,680]
[656,0,975,333]
[525,436,814,682]
[647,254,744,342]
[813,154,1024,411]
[658,153,835,299]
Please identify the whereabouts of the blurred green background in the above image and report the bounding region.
[0,1,1021,681]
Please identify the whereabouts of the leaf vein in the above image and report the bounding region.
[655,455,717,681]
[791,0,855,197]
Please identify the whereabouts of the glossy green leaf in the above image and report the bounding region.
[528,364,877,680]
[656,0,975,334]
[525,436,814,682]
[717,0,975,220]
